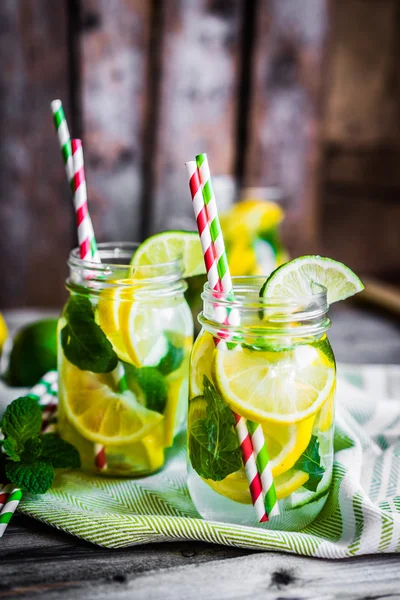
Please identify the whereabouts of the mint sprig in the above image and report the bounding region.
[0,396,80,495]
[157,332,184,376]
[61,295,118,373]
[189,376,242,481]
[295,435,325,492]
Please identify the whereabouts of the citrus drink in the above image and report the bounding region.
[187,277,336,529]
[57,241,193,476]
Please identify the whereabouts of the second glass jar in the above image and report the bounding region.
[187,277,336,530]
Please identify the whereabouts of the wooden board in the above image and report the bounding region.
[321,0,400,278]
[151,0,243,234]
[79,0,152,243]
[244,0,330,256]
[322,191,400,278]
[324,0,400,147]
[0,0,73,308]
[2,507,400,599]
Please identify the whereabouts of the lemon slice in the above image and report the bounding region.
[315,384,336,432]
[119,299,167,367]
[213,345,335,424]
[163,373,188,447]
[275,469,310,500]
[204,467,309,504]
[131,231,205,278]
[263,417,315,476]
[96,284,134,364]
[119,296,192,368]
[60,358,163,445]
[190,331,215,396]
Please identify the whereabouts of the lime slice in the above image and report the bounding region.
[60,357,163,445]
[260,255,364,305]
[131,231,206,278]
[213,345,335,424]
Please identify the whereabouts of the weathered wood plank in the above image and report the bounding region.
[321,0,400,278]
[0,0,73,309]
[79,0,151,243]
[151,0,243,233]
[321,191,400,279]
[325,147,400,191]
[1,516,251,597]
[244,0,330,255]
[10,549,400,600]
[324,0,400,148]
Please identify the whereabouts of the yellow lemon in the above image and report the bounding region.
[0,311,8,354]
[96,282,135,364]
[190,331,215,396]
[205,467,309,504]
[213,344,335,424]
[60,356,163,446]
[263,417,315,477]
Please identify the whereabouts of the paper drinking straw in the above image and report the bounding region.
[71,139,100,262]
[0,487,23,538]
[187,161,268,523]
[247,421,279,518]
[0,483,12,511]
[195,153,279,519]
[51,99,74,184]
[71,140,129,470]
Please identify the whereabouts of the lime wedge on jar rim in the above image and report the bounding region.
[260,256,364,304]
[130,231,206,278]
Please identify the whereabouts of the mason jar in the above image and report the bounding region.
[58,243,193,476]
[187,277,336,530]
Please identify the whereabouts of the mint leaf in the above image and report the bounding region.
[124,364,168,414]
[21,436,42,462]
[6,459,54,494]
[0,396,42,443]
[3,437,21,461]
[41,434,81,468]
[189,376,242,481]
[61,295,118,373]
[334,426,355,452]
[157,333,184,376]
[295,435,325,492]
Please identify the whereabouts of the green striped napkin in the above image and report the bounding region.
[12,365,400,556]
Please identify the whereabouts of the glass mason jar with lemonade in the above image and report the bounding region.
[187,257,364,530]
[57,234,204,476]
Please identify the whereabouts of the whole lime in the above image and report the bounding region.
[7,319,58,386]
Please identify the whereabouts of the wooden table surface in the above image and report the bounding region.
[2,304,400,600]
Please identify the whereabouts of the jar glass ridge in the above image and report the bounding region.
[188,276,336,530]
[58,243,193,477]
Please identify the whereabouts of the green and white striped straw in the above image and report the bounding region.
[247,421,279,517]
[0,485,23,538]
[195,152,279,519]
[51,99,74,185]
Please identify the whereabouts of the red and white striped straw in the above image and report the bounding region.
[71,139,100,262]
[186,161,268,523]
[71,139,107,471]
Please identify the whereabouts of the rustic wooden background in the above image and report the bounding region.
[0,0,399,308]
